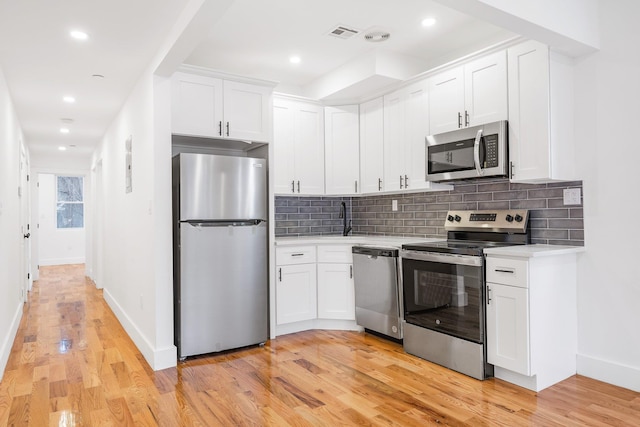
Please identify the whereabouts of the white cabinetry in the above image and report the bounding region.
[317,245,355,320]
[429,51,507,134]
[359,97,384,193]
[324,105,360,195]
[275,246,317,325]
[485,253,577,392]
[507,40,576,182]
[383,80,432,192]
[172,72,270,142]
[273,97,325,195]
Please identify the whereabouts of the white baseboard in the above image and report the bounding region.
[39,257,86,266]
[0,303,23,381]
[577,353,640,392]
[103,288,177,371]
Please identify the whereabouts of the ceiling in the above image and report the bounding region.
[0,0,514,160]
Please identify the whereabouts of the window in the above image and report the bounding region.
[56,176,84,228]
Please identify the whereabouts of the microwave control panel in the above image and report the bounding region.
[484,134,499,168]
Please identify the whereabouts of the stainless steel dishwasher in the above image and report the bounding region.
[352,245,403,340]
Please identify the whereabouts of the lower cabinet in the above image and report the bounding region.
[275,244,358,334]
[276,263,317,325]
[485,253,577,392]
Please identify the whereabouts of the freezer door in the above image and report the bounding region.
[178,221,268,358]
[176,153,267,221]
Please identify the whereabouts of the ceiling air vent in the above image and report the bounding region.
[364,31,391,43]
[327,25,360,40]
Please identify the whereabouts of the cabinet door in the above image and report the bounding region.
[295,103,325,195]
[507,41,551,182]
[359,97,384,193]
[404,80,429,190]
[317,263,355,320]
[324,105,360,195]
[276,263,317,325]
[383,91,406,191]
[486,282,530,375]
[223,81,271,142]
[172,73,223,138]
[273,99,297,194]
[429,67,465,134]
[465,51,507,126]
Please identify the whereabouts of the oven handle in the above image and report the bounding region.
[473,129,484,176]
[400,250,483,267]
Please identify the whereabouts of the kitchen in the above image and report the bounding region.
[0,0,639,423]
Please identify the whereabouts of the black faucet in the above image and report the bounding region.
[339,202,352,236]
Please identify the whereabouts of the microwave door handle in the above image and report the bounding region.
[473,129,484,176]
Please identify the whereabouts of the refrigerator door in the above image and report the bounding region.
[177,153,267,221]
[178,221,268,358]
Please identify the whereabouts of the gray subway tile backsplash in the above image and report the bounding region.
[275,177,584,246]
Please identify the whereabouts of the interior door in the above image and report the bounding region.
[19,145,31,297]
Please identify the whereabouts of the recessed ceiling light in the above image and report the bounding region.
[70,30,88,40]
[289,56,301,64]
[63,96,75,103]
[422,17,437,27]
[58,146,67,151]
[60,128,70,134]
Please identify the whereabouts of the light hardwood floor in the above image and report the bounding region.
[1,264,639,426]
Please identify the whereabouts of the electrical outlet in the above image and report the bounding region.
[392,200,398,211]
[563,188,581,205]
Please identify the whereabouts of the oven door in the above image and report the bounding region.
[401,250,485,344]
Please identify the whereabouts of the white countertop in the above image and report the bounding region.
[484,244,585,258]
[274,235,444,248]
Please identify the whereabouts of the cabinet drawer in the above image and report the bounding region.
[317,245,353,263]
[276,246,316,265]
[486,256,528,288]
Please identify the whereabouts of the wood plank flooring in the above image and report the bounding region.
[1,265,639,426]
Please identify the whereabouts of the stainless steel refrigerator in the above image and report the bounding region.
[172,153,268,359]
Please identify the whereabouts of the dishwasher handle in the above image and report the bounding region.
[352,246,399,258]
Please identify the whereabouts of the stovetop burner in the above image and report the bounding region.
[402,209,530,256]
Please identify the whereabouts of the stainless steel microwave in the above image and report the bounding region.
[425,120,508,182]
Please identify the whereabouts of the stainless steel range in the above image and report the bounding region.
[400,209,530,380]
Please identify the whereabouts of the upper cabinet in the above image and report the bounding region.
[383,80,437,192]
[359,97,384,193]
[429,51,507,134]
[273,97,325,195]
[324,105,360,195]
[507,41,576,183]
[172,72,271,142]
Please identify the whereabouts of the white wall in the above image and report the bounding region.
[0,67,27,379]
[572,0,640,391]
[36,173,86,266]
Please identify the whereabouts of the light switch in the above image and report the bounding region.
[563,188,581,205]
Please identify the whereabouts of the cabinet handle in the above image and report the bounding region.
[297,180,300,193]
[458,112,462,128]
[399,175,404,189]
[465,110,470,127]
[278,268,282,282]
[487,286,492,305]
[350,265,353,279]
[404,174,409,188]
[218,121,223,136]
[510,161,515,179]
[495,268,515,274]
[291,253,304,257]
[355,181,358,193]
[226,121,230,136]
[378,178,382,191]
[291,180,295,193]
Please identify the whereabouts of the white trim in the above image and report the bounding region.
[39,257,86,266]
[577,354,640,392]
[0,303,23,381]
[103,288,177,371]
[176,64,278,88]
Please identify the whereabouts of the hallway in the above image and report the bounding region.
[2,265,640,426]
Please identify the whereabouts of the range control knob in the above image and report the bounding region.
[505,214,514,222]
[514,214,523,222]
[447,215,455,222]
[454,215,462,222]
